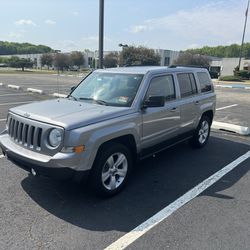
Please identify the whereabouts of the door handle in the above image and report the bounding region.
[194,101,199,105]
[170,107,177,112]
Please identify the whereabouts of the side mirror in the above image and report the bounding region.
[71,86,76,91]
[143,96,165,108]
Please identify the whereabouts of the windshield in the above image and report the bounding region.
[70,72,144,107]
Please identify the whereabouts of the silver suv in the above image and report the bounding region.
[0,66,216,196]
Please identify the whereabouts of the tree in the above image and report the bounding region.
[103,52,118,68]
[119,46,160,66]
[186,43,250,58]
[8,56,33,71]
[174,53,210,67]
[41,53,53,69]
[0,41,53,55]
[53,53,70,71]
[70,51,85,68]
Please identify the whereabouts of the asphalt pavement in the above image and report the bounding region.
[0,78,249,250]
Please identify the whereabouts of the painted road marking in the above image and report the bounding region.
[216,104,238,111]
[0,101,32,106]
[0,93,28,97]
[105,151,250,250]
[0,155,4,159]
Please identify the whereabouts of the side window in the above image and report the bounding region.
[177,73,197,98]
[146,75,175,102]
[197,72,212,92]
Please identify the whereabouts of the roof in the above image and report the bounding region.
[95,66,208,75]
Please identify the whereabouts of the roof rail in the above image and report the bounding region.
[169,64,208,69]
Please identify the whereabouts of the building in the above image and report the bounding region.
[155,49,180,66]
[210,57,250,76]
[0,53,43,68]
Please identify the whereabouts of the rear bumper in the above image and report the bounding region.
[0,133,90,181]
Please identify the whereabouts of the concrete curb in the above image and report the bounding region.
[52,93,67,98]
[0,82,4,86]
[27,88,44,94]
[215,84,250,90]
[7,84,21,90]
[212,121,250,135]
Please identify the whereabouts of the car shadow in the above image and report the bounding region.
[21,136,249,233]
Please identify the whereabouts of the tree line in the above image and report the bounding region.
[0,51,85,71]
[0,41,53,55]
[0,46,161,71]
[103,46,161,68]
[185,43,250,58]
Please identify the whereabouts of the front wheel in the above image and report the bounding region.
[190,116,211,148]
[90,143,132,197]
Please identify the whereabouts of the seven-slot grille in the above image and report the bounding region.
[8,116,42,151]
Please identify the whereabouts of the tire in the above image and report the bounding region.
[190,115,211,148]
[89,142,133,197]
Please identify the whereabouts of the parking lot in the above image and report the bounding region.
[0,75,250,250]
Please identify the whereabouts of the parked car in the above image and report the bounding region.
[0,66,216,196]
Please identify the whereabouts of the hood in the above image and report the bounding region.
[10,98,133,130]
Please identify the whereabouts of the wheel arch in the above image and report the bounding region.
[96,134,137,162]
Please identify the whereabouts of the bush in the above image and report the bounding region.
[237,70,250,79]
[219,75,242,81]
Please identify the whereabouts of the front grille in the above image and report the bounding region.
[8,116,43,151]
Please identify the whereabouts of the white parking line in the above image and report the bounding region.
[105,151,250,250]
[216,104,238,111]
[0,101,32,106]
[0,93,28,97]
[0,155,4,159]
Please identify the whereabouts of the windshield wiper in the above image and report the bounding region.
[68,95,78,101]
[79,97,108,106]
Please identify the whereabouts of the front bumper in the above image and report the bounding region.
[0,133,90,180]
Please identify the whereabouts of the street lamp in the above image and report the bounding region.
[118,44,128,67]
[99,0,104,69]
[118,43,128,49]
[54,50,61,74]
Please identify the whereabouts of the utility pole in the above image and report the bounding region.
[238,0,250,70]
[99,0,104,68]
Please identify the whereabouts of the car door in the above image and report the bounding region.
[176,73,200,134]
[141,74,181,149]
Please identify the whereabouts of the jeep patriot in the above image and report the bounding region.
[0,66,216,196]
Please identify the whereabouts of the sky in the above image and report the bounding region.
[0,0,249,52]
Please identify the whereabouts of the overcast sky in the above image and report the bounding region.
[0,0,249,52]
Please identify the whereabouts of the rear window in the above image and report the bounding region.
[197,72,212,92]
[177,73,198,98]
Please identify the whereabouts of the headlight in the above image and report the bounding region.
[48,129,62,147]
[6,115,10,131]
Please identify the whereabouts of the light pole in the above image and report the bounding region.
[118,44,128,66]
[54,49,61,74]
[99,0,104,69]
[238,0,250,70]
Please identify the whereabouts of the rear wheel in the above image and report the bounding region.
[190,115,211,148]
[90,143,132,197]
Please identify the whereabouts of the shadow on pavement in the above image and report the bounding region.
[21,136,249,233]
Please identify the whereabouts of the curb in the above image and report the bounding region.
[212,121,250,135]
[215,84,250,90]
[7,84,21,90]
[27,88,44,94]
[52,93,67,98]
[0,83,4,86]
